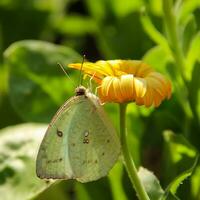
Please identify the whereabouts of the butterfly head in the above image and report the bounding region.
[75,86,86,96]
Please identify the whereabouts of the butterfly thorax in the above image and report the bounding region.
[75,86,100,106]
[75,86,86,96]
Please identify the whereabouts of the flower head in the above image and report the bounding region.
[68,60,171,107]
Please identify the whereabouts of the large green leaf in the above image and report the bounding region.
[4,40,81,122]
[0,123,56,200]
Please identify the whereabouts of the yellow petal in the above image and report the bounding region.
[118,75,133,101]
[133,77,147,98]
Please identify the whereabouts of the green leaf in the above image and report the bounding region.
[179,0,200,23]
[162,130,199,199]
[96,11,153,59]
[143,45,171,74]
[188,62,200,123]
[191,166,200,199]
[75,178,113,200]
[138,167,164,200]
[55,15,98,36]
[182,14,197,55]
[4,40,81,122]
[108,162,128,200]
[86,0,143,20]
[162,155,199,200]
[0,123,55,200]
[140,11,171,56]
[186,32,200,80]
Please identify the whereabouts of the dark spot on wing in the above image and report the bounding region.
[94,160,98,164]
[83,139,89,144]
[57,129,63,137]
[83,131,90,144]
[102,152,105,156]
[106,139,110,143]
[72,143,76,146]
[47,158,63,164]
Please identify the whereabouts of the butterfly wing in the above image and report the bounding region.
[36,96,82,179]
[36,93,121,182]
[68,93,121,182]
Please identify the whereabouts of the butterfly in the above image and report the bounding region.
[36,86,121,183]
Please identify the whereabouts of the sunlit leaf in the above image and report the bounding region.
[55,15,97,36]
[186,32,200,80]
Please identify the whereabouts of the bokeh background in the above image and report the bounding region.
[0,0,200,200]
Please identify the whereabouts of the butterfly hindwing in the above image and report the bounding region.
[68,94,120,182]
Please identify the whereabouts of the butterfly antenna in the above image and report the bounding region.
[78,54,85,86]
[57,62,76,87]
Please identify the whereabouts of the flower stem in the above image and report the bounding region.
[119,103,150,200]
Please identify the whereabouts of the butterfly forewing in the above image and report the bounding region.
[36,96,80,179]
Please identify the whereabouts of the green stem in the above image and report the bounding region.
[119,103,150,200]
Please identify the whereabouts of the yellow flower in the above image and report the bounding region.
[68,60,171,107]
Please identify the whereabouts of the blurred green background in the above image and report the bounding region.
[0,0,200,199]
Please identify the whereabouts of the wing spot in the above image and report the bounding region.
[102,152,105,156]
[83,131,90,144]
[57,129,63,137]
[83,139,89,144]
[106,139,110,143]
[59,158,63,162]
[72,143,76,146]
[94,160,98,164]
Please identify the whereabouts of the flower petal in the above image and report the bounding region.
[133,77,147,98]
